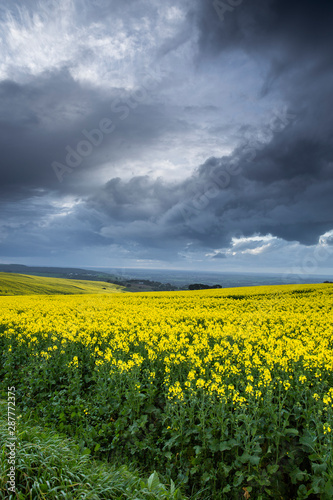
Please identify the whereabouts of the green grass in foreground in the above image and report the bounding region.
[0,401,188,499]
[0,272,124,296]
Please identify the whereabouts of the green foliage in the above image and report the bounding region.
[0,401,185,499]
[1,333,333,499]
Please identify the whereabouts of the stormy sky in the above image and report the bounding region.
[1,0,333,274]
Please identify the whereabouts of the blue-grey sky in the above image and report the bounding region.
[1,0,333,274]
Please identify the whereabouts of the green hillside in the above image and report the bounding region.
[0,272,124,296]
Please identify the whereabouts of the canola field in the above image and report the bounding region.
[1,284,333,499]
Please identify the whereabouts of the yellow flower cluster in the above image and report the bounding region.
[323,423,332,434]
[1,283,333,409]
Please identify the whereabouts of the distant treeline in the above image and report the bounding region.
[188,283,222,290]
[107,278,223,292]
[107,279,179,291]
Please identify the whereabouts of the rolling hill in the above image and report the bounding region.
[0,272,124,296]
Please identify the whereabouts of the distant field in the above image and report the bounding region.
[0,272,124,296]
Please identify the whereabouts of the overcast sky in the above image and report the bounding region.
[1,0,333,275]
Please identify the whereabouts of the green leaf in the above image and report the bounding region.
[148,471,160,491]
[311,475,325,494]
[324,481,333,496]
[249,455,260,466]
[219,441,231,451]
[297,485,308,496]
[285,428,299,436]
[312,462,327,474]
[267,464,279,474]
[300,434,317,449]
[239,452,260,466]
[222,484,231,493]
[94,443,100,452]
[290,467,306,484]
[234,472,245,487]
[227,438,239,448]
[240,452,251,463]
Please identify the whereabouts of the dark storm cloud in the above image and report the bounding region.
[88,0,333,252]
[169,0,333,246]
[0,70,90,198]
[90,101,333,251]
[197,0,333,61]
[89,159,329,253]
[0,0,188,193]
[0,66,172,198]
[1,0,333,268]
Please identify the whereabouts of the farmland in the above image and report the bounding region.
[1,283,333,498]
[0,272,124,296]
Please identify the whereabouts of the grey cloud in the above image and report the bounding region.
[0,66,176,199]
[88,124,333,252]
[196,0,333,62]
[1,0,333,271]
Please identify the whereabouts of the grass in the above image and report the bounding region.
[0,401,187,499]
[0,272,124,296]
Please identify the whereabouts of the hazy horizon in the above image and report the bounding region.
[2,262,333,289]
